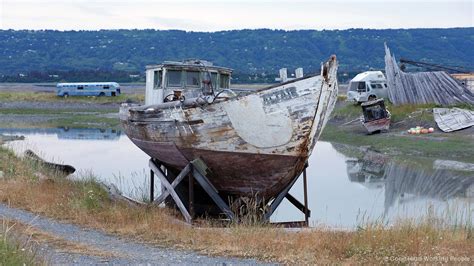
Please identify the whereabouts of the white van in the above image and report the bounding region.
[347,71,388,103]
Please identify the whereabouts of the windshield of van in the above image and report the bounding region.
[349,81,366,92]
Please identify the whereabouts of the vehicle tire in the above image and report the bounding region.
[63,93,69,98]
[368,95,377,101]
[98,92,105,97]
[111,92,116,97]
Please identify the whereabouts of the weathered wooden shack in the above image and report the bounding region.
[384,43,474,106]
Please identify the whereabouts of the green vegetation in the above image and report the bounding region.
[332,102,440,123]
[323,101,474,163]
[0,108,120,129]
[322,124,474,163]
[0,28,473,83]
[0,223,37,265]
[0,91,144,103]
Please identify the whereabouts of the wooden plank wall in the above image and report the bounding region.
[384,43,474,106]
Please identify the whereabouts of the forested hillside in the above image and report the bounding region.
[0,28,472,83]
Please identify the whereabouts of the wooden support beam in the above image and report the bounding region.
[191,167,235,220]
[152,162,191,205]
[149,160,192,223]
[265,173,300,220]
[188,173,194,219]
[285,193,311,218]
[150,169,154,202]
[303,167,309,225]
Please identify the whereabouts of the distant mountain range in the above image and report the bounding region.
[0,28,472,83]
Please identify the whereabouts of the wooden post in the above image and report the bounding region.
[152,163,191,205]
[192,168,235,220]
[150,168,155,202]
[149,160,192,223]
[188,173,194,219]
[303,167,309,226]
[265,173,299,220]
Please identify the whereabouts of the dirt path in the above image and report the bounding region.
[0,204,267,265]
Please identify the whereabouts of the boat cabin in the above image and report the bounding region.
[361,98,389,122]
[144,59,233,105]
[360,98,391,134]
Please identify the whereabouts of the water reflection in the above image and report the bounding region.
[0,127,121,140]
[3,127,149,199]
[334,143,474,216]
[2,127,473,228]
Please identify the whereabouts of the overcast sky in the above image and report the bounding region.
[0,0,472,31]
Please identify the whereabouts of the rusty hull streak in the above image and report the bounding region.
[120,57,339,200]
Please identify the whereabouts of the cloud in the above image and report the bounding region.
[1,1,472,31]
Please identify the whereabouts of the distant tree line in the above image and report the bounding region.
[0,28,472,83]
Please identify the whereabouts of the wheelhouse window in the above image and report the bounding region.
[211,72,218,88]
[167,70,182,87]
[186,71,200,87]
[153,70,162,89]
[220,73,230,89]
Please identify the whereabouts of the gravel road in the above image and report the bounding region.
[0,204,267,265]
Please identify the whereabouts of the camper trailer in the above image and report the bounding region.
[347,71,388,103]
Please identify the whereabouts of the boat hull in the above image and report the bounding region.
[120,57,338,200]
[363,118,391,134]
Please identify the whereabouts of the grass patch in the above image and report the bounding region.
[333,101,473,124]
[0,221,39,265]
[0,108,120,129]
[324,101,474,162]
[321,124,474,163]
[0,91,144,103]
[0,145,473,264]
[0,108,117,115]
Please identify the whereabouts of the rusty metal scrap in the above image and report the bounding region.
[384,43,474,106]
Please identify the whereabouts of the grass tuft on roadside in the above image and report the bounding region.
[0,221,39,265]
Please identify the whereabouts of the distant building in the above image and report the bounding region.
[451,73,474,93]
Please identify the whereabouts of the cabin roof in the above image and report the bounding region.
[146,59,233,73]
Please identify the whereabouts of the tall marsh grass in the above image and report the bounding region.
[0,221,38,265]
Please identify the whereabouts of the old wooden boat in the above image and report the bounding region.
[360,98,391,134]
[120,57,338,202]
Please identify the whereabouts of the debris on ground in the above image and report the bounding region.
[407,126,434,135]
[433,108,474,132]
[24,149,76,176]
